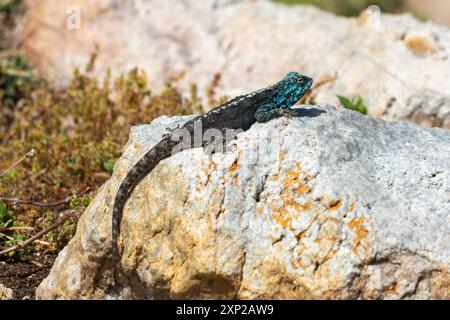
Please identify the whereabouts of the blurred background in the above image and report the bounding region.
[1,0,450,299]
[276,0,450,24]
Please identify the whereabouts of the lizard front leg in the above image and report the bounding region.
[255,104,298,123]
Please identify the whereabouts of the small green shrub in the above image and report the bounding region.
[103,159,115,174]
[0,200,26,256]
[0,199,15,227]
[0,53,43,107]
[337,94,368,115]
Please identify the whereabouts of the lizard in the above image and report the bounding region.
[111,71,313,283]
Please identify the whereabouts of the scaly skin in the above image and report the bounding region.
[111,72,313,284]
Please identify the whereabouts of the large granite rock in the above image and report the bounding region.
[15,0,450,128]
[36,105,450,299]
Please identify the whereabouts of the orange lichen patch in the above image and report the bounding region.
[269,200,312,229]
[269,201,295,229]
[195,166,213,192]
[404,34,435,55]
[256,204,264,214]
[265,162,315,230]
[385,282,399,296]
[349,201,356,212]
[347,216,370,256]
[271,173,279,181]
[228,158,240,187]
[273,213,292,229]
[295,184,311,196]
[282,163,314,197]
[348,217,369,239]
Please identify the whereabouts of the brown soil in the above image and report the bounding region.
[0,253,56,300]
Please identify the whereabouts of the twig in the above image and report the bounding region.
[33,239,50,246]
[0,149,35,179]
[0,226,34,232]
[30,260,44,268]
[0,232,13,240]
[0,187,90,208]
[4,68,32,78]
[1,219,12,229]
[0,209,79,256]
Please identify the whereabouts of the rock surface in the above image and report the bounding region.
[15,0,450,128]
[36,105,450,299]
[0,284,13,300]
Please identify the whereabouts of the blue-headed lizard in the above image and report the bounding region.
[112,72,313,283]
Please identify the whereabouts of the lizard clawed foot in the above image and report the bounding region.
[163,123,183,138]
[255,104,302,123]
[278,108,300,119]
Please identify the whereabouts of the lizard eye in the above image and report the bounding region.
[297,78,305,85]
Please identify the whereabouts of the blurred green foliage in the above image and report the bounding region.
[0,0,22,15]
[338,94,368,114]
[273,0,405,16]
[0,54,43,107]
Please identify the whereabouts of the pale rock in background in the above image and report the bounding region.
[15,0,450,128]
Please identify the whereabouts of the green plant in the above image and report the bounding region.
[337,94,368,114]
[103,159,115,174]
[0,200,25,256]
[0,199,15,226]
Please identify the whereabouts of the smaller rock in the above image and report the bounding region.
[0,284,13,300]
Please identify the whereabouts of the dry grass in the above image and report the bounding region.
[0,60,203,255]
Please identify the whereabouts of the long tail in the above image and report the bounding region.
[111,137,175,283]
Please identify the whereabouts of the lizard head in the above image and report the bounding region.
[275,72,313,108]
